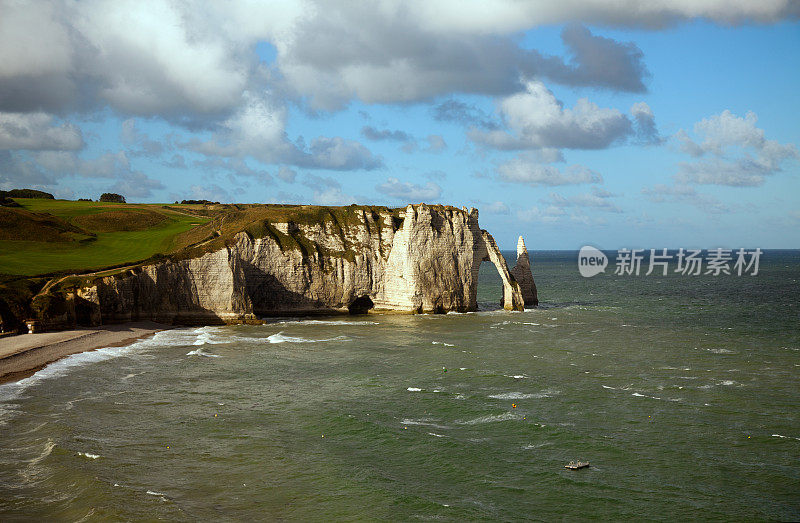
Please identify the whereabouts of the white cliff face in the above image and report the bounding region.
[510,236,538,307]
[75,204,535,325]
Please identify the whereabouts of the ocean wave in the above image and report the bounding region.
[186,348,220,358]
[266,332,349,344]
[192,332,230,346]
[431,341,454,347]
[427,432,447,438]
[401,418,449,429]
[274,319,378,326]
[0,341,150,400]
[457,412,521,425]
[77,451,100,459]
[406,387,422,392]
[488,391,556,400]
[631,392,682,402]
[504,374,528,379]
[704,348,735,354]
[772,434,800,441]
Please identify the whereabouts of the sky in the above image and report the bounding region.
[1,1,799,250]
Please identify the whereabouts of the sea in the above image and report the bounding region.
[1,250,798,521]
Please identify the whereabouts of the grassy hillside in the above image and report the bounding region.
[0,199,210,276]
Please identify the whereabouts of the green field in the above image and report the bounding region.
[0,199,209,276]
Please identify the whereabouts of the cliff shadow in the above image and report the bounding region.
[239,259,344,316]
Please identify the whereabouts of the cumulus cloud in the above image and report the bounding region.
[515,205,601,226]
[0,112,83,150]
[641,184,736,214]
[302,174,357,205]
[1,1,796,116]
[109,170,165,198]
[433,99,501,130]
[545,186,622,212]
[483,201,510,214]
[375,177,442,201]
[530,24,648,92]
[424,135,447,153]
[361,126,413,142]
[121,118,165,157]
[185,92,383,171]
[497,155,602,186]
[470,81,633,150]
[673,110,797,186]
[0,151,54,187]
[279,12,653,110]
[630,101,662,145]
[276,166,297,183]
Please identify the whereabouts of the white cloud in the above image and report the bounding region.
[185,92,382,171]
[424,135,447,153]
[630,101,661,144]
[483,201,510,214]
[121,118,164,157]
[302,174,357,205]
[497,155,602,186]
[277,166,297,183]
[641,183,738,214]
[0,112,83,150]
[375,177,442,201]
[673,110,797,186]
[546,187,622,212]
[470,81,633,150]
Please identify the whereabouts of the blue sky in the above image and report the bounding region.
[1,1,798,249]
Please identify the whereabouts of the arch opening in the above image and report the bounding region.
[348,295,374,315]
[476,258,504,311]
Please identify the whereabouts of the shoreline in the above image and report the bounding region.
[0,321,171,384]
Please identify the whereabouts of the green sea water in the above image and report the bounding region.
[1,250,798,521]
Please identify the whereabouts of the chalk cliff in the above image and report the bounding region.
[43,204,537,326]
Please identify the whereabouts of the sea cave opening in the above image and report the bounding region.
[348,295,374,315]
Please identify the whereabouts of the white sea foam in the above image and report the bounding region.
[77,452,100,459]
[427,432,446,437]
[431,341,455,347]
[488,391,556,400]
[631,392,682,402]
[406,387,422,392]
[27,439,55,465]
[0,340,152,400]
[186,348,220,358]
[772,434,800,441]
[458,412,521,425]
[266,332,348,344]
[275,319,378,326]
[401,418,449,429]
[146,490,165,496]
[705,348,735,354]
[504,374,527,379]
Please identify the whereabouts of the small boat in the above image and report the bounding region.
[565,461,590,470]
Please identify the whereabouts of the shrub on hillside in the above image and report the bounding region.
[0,196,21,207]
[0,189,54,199]
[180,199,220,205]
[99,193,126,203]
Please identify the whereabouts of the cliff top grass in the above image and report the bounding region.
[0,199,212,277]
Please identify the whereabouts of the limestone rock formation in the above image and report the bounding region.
[48,204,537,326]
[509,236,538,307]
